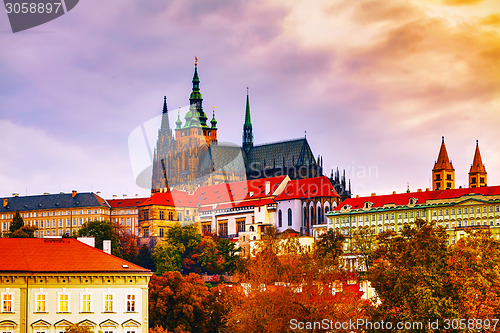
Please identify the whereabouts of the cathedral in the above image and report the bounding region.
[151,60,351,199]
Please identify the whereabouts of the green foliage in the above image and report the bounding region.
[10,225,37,238]
[9,210,24,234]
[351,227,376,272]
[135,244,156,271]
[77,220,119,254]
[152,223,241,275]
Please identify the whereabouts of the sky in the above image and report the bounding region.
[0,0,499,199]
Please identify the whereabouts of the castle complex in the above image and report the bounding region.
[150,60,350,199]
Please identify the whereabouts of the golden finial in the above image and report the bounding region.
[195,56,198,65]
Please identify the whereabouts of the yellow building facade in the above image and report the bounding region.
[0,238,151,333]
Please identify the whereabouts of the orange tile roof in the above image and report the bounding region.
[275,176,339,201]
[107,198,147,208]
[138,189,199,208]
[334,185,500,211]
[0,238,151,273]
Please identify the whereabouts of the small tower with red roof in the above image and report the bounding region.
[432,136,455,191]
[469,140,487,188]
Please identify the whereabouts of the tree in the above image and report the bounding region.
[315,228,345,263]
[11,225,37,238]
[77,220,119,254]
[9,210,24,234]
[114,222,139,262]
[351,227,376,272]
[365,219,458,331]
[148,272,213,333]
[153,241,184,275]
[136,244,156,271]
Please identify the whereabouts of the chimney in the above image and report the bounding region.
[96,191,101,196]
[417,189,422,192]
[12,193,19,197]
[371,193,376,196]
[3,199,7,207]
[356,195,360,198]
[113,195,117,198]
[103,240,111,255]
[135,194,138,197]
[72,190,77,198]
[265,181,271,195]
[44,193,50,195]
[392,191,396,195]
[77,237,95,248]
[123,194,127,199]
[425,188,430,192]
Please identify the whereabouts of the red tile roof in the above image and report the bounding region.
[138,190,199,208]
[196,176,287,206]
[107,198,147,208]
[275,176,339,201]
[335,185,500,211]
[0,238,151,273]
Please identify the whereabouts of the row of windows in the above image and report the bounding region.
[431,205,500,216]
[111,209,138,215]
[1,291,136,313]
[1,209,108,220]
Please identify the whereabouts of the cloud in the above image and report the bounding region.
[443,0,484,5]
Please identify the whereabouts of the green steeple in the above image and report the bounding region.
[242,87,253,153]
[211,108,218,129]
[185,57,208,128]
[175,109,182,129]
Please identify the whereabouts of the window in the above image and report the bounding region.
[143,210,149,220]
[237,219,245,233]
[168,211,173,220]
[178,212,182,221]
[2,292,13,312]
[126,294,136,312]
[159,211,164,220]
[278,210,282,227]
[81,293,92,312]
[288,208,292,226]
[58,293,69,312]
[219,222,228,237]
[159,228,164,238]
[104,293,113,312]
[36,293,47,312]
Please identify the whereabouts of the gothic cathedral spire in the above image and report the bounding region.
[160,96,172,136]
[186,57,208,128]
[242,87,254,154]
[469,140,487,188]
[432,136,455,191]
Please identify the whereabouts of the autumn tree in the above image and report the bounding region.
[114,222,139,262]
[136,244,156,271]
[365,219,458,331]
[148,272,213,333]
[446,230,500,319]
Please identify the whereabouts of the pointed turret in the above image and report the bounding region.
[432,136,455,190]
[160,96,172,136]
[242,87,254,154]
[185,57,208,128]
[175,109,182,129]
[211,108,217,129]
[469,140,487,188]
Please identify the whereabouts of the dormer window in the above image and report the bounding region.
[364,202,369,209]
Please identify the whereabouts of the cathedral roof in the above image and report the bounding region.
[199,144,247,174]
[275,176,339,201]
[470,140,486,174]
[433,136,454,171]
[245,138,317,170]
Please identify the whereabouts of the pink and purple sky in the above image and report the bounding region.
[0,0,499,199]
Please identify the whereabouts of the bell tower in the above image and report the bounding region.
[469,140,487,188]
[432,136,455,191]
